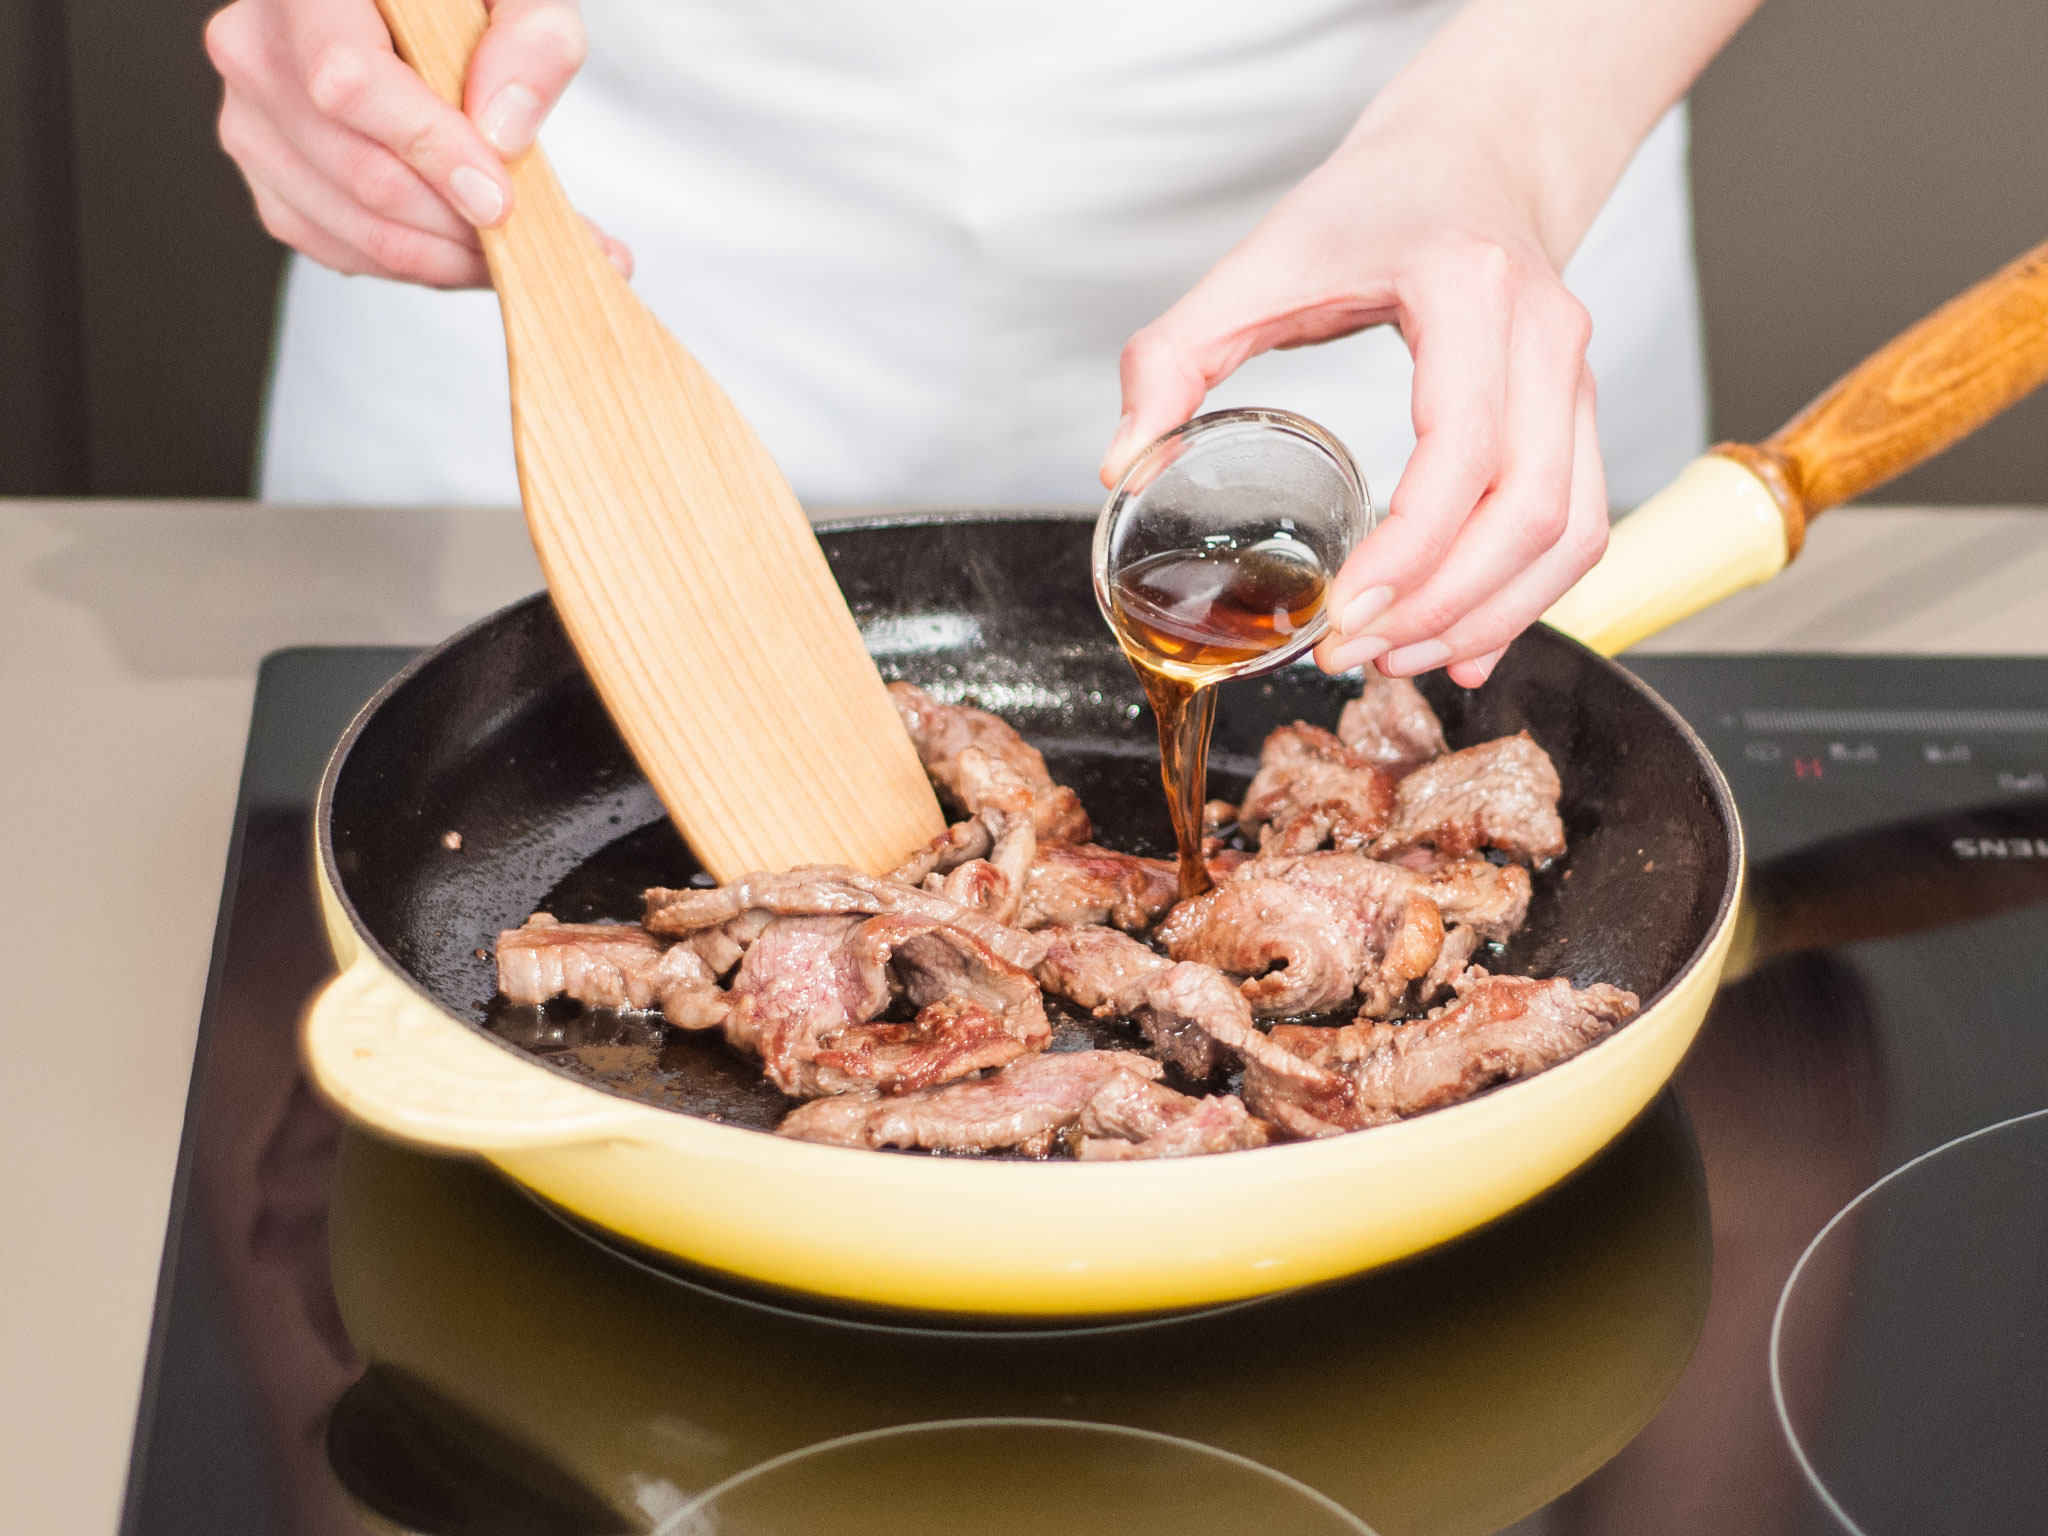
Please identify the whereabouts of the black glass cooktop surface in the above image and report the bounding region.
[120,647,2048,1536]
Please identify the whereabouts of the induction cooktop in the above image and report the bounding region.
[119,645,2048,1536]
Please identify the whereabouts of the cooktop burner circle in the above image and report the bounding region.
[1773,1107,2048,1534]
[656,1418,1376,1535]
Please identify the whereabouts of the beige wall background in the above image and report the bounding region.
[1690,0,2048,503]
[6,0,2046,501]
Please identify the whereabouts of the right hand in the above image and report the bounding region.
[205,0,630,287]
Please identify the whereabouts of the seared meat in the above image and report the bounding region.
[496,914,727,1028]
[1239,723,1397,854]
[723,916,893,1098]
[1078,1094,1270,1160]
[1017,841,1180,931]
[1416,923,1483,1007]
[728,913,1049,1099]
[777,1049,1161,1153]
[1156,877,1363,1018]
[497,914,663,1007]
[1251,850,1530,945]
[1158,855,1457,1020]
[881,916,1048,1031]
[1036,934,1253,1081]
[1131,959,1341,1085]
[1034,923,1169,1017]
[1374,732,1565,865]
[812,916,1050,1095]
[1130,960,1243,1078]
[1336,674,1447,770]
[1413,856,1532,942]
[813,998,1033,1098]
[888,682,1091,842]
[920,811,1035,926]
[644,865,1047,971]
[1241,971,1639,1136]
[1074,1066,1201,1142]
[889,817,994,886]
[1354,890,1447,1018]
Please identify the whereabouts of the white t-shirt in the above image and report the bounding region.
[260,0,1706,512]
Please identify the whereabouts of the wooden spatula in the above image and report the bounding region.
[374,0,945,881]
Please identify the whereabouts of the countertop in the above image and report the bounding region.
[5,497,2048,1535]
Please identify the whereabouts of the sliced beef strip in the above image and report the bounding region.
[1416,924,1483,1008]
[812,998,1034,1098]
[495,914,727,1028]
[776,1049,1162,1153]
[889,817,994,887]
[809,915,1051,1096]
[1242,970,1638,1136]
[1132,960,1259,1078]
[723,915,894,1098]
[1248,849,1530,946]
[1158,853,1458,1022]
[1016,841,1180,932]
[932,811,1036,927]
[644,865,1047,971]
[1034,923,1170,1018]
[1155,876,1364,1018]
[1353,890,1447,1019]
[1336,674,1448,770]
[1134,960,1337,1084]
[1238,723,1397,855]
[730,913,1050,1099]
[1073,1066,1202,1142]
[1078,1094,1271,1160]
[1373,731,1566,865]
[888,682,1092,842]
[1035,937,1254,1082]
[1413,857,1532,943]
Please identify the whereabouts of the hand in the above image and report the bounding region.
[1098,0,1768,687]
[1101,124,1607,691]
[205,0,630,287]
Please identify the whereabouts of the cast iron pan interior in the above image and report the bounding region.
[321,514,1737,1132]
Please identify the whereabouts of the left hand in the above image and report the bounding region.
[1100,120,1608,690]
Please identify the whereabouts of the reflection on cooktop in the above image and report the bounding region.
[119,649,2048,1536]
[326,1099,1707,1534]
[1775,1109,2048,1535]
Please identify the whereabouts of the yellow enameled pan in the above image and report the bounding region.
[304,238,2048,1317]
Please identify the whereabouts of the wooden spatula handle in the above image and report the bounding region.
[372,0,484,106]
[372,0,948,880]
[371,0,583,300]
[1718,236,2048,556]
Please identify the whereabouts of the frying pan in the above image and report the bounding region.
[304,238,2048,1317]
[305,516,1736,1316]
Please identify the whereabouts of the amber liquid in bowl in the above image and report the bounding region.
[1110,543,1327,899]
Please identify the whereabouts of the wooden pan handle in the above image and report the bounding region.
[1548,236,2048,655]
[1720,237,2048,557]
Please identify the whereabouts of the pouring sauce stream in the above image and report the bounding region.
[1110,543,1327,898]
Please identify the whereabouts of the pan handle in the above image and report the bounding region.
[303,955,651,1153]
[1547,237,2048,656]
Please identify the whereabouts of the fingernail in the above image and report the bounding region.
[481,83,544,157]
[449,164,506,226]
[1323,634,1391,674]
[1383,639,1451,676]
[1337,585,1393,638]
[1102,414,1136,481]
[605,239,632,279]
